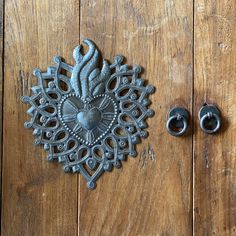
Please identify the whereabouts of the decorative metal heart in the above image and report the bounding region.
[22,39,155,189]
[77,108,101,130]
[58,94,118,146]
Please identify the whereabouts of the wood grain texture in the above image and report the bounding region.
[0,0,3,219]
[194,0,236,235]
[79,0,193,235]
[1,1,80,235]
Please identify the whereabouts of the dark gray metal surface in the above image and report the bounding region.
[21,39,155,189]
[199,104,221,134]
[166,107,189,136]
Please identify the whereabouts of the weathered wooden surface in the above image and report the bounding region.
[1,1,79,235]
[194,0,236,235]
[0,0,3,213]
[79,0,193,235]
[2,0,236,235]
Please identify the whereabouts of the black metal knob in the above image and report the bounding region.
[199,104,221,134]
[166,107,190,137]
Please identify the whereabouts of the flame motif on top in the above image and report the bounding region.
[21,39,155,189]
[71,39,110,99]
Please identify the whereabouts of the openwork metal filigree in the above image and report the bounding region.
[22,39,155,189]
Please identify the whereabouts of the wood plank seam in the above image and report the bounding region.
[0,0,4,234]
[192,1,195,235]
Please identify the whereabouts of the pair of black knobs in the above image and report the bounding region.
[166,104,221,137]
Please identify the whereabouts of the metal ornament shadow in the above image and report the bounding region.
[22,39,155,189]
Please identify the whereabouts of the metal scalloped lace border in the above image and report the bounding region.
[21,39,155,189]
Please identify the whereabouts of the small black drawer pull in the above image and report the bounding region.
[166,107,189,137]
[199,104,221,134]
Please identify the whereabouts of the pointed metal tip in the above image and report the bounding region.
[82,38,96,48]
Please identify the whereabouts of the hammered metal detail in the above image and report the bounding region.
[22,39,155,189]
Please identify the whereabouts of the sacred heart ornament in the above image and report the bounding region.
[58,94,118,146]
[22,39,155,189]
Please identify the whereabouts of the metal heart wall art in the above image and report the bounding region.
[22,39,155,189]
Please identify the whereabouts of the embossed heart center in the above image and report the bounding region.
[76,108,102,130]
[58,94,118,146]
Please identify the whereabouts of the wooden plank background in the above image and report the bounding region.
[79,0,193,235]
[0,0,235,235]
[1,1,79,235]
[0,0,3,218]
[194,0,236,235]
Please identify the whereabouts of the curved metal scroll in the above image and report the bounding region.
[21,39,155,189]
